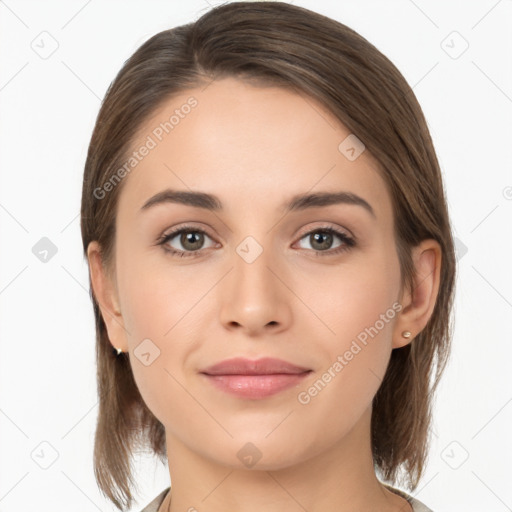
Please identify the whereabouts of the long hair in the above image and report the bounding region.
[80,2,456,509]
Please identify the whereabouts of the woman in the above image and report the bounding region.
[81,2,456,511]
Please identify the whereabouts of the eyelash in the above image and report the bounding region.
[156,224,356,259]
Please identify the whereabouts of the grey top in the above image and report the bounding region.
[140,484,433,511]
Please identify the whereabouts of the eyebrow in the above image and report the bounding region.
[140,188,375,218]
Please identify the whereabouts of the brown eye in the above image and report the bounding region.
[158,227,216,258]
[177,231,205,251]
[296,227,355,255]
[309,231,334,251]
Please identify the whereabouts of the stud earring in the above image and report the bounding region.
[401,331,412,339]
[113,347,123,355]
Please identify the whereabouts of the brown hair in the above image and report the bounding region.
[80,2,456,509]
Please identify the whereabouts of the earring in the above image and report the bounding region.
[401,331,412,339]
[113,347,123,355]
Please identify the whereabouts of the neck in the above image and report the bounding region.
[160,407,411,512]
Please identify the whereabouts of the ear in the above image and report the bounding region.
[87,241,129,352]
[393,239,442,349]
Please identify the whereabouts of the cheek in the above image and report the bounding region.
[298,252,401,390]
[292,267,400,435]
[114,247,219,418]
[116,239,201,340]
[300,256,400,344]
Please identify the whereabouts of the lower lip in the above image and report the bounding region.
[202,372,311,399]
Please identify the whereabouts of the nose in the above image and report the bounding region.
[218,241,292,336]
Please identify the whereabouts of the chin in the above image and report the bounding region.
[200,436,311,472]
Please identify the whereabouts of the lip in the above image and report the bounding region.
[201,357,311,376]
[200,357,312,399]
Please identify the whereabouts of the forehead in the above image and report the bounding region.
[117,77,391,221]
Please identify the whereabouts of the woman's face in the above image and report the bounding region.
[100,77,408,469]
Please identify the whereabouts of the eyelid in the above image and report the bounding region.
[295,222,353,240]
[158,222,215,240]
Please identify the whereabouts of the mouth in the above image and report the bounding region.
[199,357,312,399]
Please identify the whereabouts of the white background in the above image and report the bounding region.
[0,1,511,511]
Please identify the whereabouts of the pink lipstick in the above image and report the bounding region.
[200,357,312,399]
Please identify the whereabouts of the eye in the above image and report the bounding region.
[156,225,217,258]
[156,224,356,259]
[295,226,355,256]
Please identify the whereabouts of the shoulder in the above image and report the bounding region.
[139,484,433,512]
[139,487,170,512]
[382,482,434,512]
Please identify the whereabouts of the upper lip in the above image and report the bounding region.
[200,357,312,376]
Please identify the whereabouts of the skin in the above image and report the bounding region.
[88,77,441,512]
